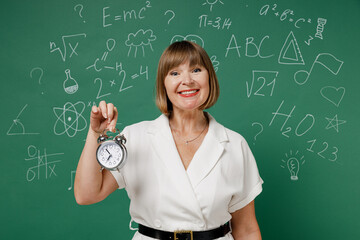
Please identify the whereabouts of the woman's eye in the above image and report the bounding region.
[170,71,178,76]
[193,68,201,73]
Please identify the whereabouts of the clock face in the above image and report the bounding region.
[96,140,124,170]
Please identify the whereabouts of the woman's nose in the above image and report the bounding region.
[181,72,193,84]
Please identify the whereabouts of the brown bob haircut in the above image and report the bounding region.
[155,40,220,115]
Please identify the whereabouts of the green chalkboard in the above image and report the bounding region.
[1,0,359,239]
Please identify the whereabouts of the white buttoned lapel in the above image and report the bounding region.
[147,115,205,222]
[186,114,228,189]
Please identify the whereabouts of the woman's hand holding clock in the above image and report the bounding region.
[90,100,118,134]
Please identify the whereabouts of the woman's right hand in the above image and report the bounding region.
[90,101,118,134]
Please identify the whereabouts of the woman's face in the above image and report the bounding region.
[164,61,210,113]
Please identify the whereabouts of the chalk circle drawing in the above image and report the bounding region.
[102,38,116,61]
[30,67,45,94]
[280,150,305,181]
[7,104,40,135]
[64,69,79,94]
[294,53,344,85]
[325,114,346,133]
[170,34,204,47]
[53,101,87,137]
[125,29,156,57]
[202,0,224,12]
[320,86,345,107]
[278,31,304,65]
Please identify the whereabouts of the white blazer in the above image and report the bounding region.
[111,114,263,240]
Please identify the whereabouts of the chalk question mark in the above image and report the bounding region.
[164,10,175,25]
[30,67,44,95]
[74,4,86,23]
[251,122,264,145]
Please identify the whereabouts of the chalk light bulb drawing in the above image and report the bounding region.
[281,150,305,181]
[287,157,299,180]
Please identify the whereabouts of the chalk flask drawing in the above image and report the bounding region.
[63,69,79,94]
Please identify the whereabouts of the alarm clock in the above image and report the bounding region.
[96,129,127,172]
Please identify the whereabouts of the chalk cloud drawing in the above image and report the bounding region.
[320,86,345,107]
[202,0,224,12]
[7,104,40,135]
[280,150,305,181]
[125,29,156,57]
[63,69,79,94]
[325,114,346,133]
[170,34,204,47]
[278,31,304,65]
[53,101,87,137]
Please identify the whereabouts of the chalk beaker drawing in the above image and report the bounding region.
[63,69,79,94]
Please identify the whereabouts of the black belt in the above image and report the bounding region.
[138,222,230,240]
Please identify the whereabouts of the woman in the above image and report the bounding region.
[75,41,263,240]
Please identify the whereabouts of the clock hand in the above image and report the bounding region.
[107,154,112,161]
[106,149,111,154]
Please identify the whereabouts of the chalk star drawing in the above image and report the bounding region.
[325,114,346,133]
[53,101,87,137]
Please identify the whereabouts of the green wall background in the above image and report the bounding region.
[1,0,359,239]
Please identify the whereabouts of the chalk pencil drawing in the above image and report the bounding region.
[125,29,156,57]
[7,104,40,136]
[53,101,87,137]
[49,33,86,62]
[320,86,345,107]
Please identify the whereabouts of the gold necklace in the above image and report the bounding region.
[170,120,208,145]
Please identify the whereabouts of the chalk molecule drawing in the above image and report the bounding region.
[53,101,87,137]
[125,29,156,57]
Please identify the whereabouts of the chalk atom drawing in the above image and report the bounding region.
[278,31,304,65]
[53,101,87,137]
[125,29,156,57]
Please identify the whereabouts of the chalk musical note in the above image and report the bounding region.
[294,53,344,85]
[68,170,76,190]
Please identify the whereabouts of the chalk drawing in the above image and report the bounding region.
[49,33,86,62]
[68,170,76,190]
[30,67,44,94]
[251,122,264,145]
[25,145,63,182]
[53,101,87,137]
[246,70,278,98]
[74,4,86,23]
[307,139,339,162]
[7,104,40,136]
[202,0,224,12]
[210,55,219,72]
[294,53,344,85]
[278,31,304,65]
[280,150,305,181]
[63,69,79,94]
[315,18,327,39]
[164,10,175,25]
[198,15,232,30]
[320,86,345,107]
[171,34,204,47]
[325,114,346,133]
[125,29,156,57]
[304,35,314,46]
